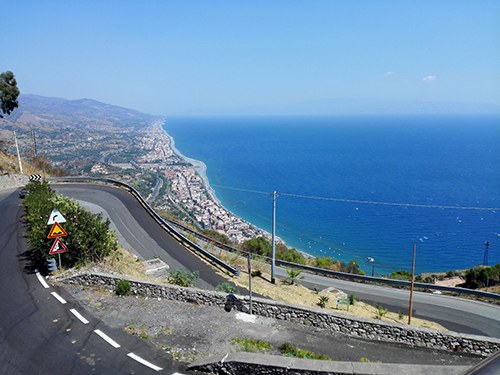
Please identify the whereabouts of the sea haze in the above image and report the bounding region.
[164,115,500,275]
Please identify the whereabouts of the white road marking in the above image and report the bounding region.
[94,329,121,348]
[127,353,163,371]
[69,308,89,324]
[50,292,66,305]
[50,292,67,304]
[34,269,49,289]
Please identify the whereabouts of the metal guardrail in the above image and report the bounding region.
[275,259,500,301]
[47,177,500,301]
[47,176,240,276]
[165,214,500,301]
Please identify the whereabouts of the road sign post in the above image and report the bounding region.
[47,208,68,271]
[49,238,69,270]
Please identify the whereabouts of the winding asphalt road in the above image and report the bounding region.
[54,183,500,339]
[2,182,498,374]
[53,183,230,291]
[0,187,192,374]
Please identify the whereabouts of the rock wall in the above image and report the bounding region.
[59,272,500,357]
[187,352,470,375]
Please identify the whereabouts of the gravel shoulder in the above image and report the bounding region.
[60,282,482,368]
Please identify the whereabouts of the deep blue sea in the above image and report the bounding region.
[164,115,500,275]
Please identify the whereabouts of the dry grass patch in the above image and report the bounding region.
[226,269,446,330]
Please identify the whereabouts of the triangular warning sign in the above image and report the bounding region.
[47,222,68,238]
[49,238,69,254]
[47,209,66,226]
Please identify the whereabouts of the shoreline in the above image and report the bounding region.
[165,132,222,207]
[159,120,290,248]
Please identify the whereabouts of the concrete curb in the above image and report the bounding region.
[187,352,470,375]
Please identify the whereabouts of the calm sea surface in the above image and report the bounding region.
[164,115,500,275]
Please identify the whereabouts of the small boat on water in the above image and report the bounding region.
[366,257,375,262]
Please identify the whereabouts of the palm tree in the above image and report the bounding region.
[285,268,304,285]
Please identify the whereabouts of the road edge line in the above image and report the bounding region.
[127,353,163,371]
[94,329,121,348]
[69,308,89,324]
[51,291,67,304]
[34,269,50,289]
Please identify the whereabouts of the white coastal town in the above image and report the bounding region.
[91,122,277,245]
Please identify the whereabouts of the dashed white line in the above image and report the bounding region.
[69,308,89,324]
[34,268,166,370]
[34,269,49,289]
[94,329,121,348]
[127,353,163,371]
[51,292,67,304]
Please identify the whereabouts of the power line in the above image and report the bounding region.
[230,194,271,204]
[213,184,499,211]
[213,184,269,195]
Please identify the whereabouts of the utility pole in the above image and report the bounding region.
[41,145,46,182]
[271,191,277,284]
[31,128,37,164]
[13,131,23,174]
[483,241,490,267]
[408,243,416,325]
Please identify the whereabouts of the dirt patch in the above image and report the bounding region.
[62,283,481,367]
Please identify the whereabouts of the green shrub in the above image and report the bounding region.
[348,293,356,305]
[216,282,236,294]
[23,182,119,270]
[389,270,412,281]
[318,295,329,309]
[279,343,331,360]
[231,338,272,353]
[251,270,262,278]
[375,303,388,320]
[186,234,197,244]
[276,248,306,265]
[167,269,199,287]
[116,279,131,295]
[315,256,335,269]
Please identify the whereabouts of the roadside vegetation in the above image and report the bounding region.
[215,260,445,330]
[22,181,119,271]
[231,338,273,353]
[279,343,331,360]
[230,338,332,361]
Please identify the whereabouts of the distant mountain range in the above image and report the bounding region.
[1,94,160,132]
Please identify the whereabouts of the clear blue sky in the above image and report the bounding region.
[2,1,499,115]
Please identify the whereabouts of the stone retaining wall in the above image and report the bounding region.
[59,272,500,357]
[187,352,469,375]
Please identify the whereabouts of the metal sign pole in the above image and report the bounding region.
[58,253,62,271]
[248,253,252,315]
[271,191,277,284]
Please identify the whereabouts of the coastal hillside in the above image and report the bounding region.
[0,94,159,132]
[0,94,163,176]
